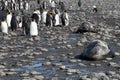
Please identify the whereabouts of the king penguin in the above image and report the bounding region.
[53,8,60,26]
[22,14,30,36]
[6,9,12,28]
[61,10,69,26]
[30,18,38,37]
[11,12,18,31]
[46,11,53,27]
[1,17,8,35]
[93,5,97,13]
[41,9,48,25]
[33,9,41,23]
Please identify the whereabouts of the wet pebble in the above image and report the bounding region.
[108,62,119,68]
[29,71,41,75]
[67,68,77,73]
[34,75,44,79]
[114,52,120,56]
[78,63,86,67]
[33,36,40,41]
[0,71,6,76]
[52,63,62,66]
[43,61,51,66]
[69,59,77,63]
[20,73,29,77]
[40,47,48,52]
[66,44,72,49]
[80,37,88,43]
[0,65,5,69]
[59,65,66,70]
[77,41,83,46]
[106,57,113,61]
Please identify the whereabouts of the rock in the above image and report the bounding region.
[77,41,83,46]
[89,72,109,80]
[59,65,66,70]
[69,59,77,63]
[33,36,40,41]
[114,52,120,56]
[0,71,6,76]
[40,47,48,52]
[0,65,5,69]
[78,63,86,67]
[34,75,44,79]
[67,68,77,73]
[20,73,29,77]
[43,61,51,66]
[80,40,112,60]
[30,71,41,75]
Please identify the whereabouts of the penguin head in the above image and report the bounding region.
[7,9,11,14]
[93,5,96,8]
[64,10,67,13]
[48,11,53,15]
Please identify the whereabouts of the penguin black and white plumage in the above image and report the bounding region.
[50,0,56,9]
[61,10,69,26]
[53,9,60,26]
[42,1,47,10]
[46,11,53,27]
[11,12,18,31]
[24,1,29,11]
[59,1,65,12]
[93,5,97,13]
[1,17,8,35]
[30,18,38,37]
[33,9,41,23]
[6,9,12,28]
[18,17,22,28]
[31,13,39,24]
[41,10,48,24]
[22,14,30,36]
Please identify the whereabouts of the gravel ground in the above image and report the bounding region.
[0,0,120,80]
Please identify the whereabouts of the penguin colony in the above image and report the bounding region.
[0,0,70,37]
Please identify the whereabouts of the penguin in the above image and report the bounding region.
[31,13,39,24]
[53,8,60,26]
[30,18,38,37]
[59,1,65,12]
[11,12,18,31]
[93,5,97,13]
[61,10,69,26]
[6,9,12,28]
[41,9,48,24]
[33,9,41,22]
[42,1,47,10]
[22,14,30,36]
[18,17,22,28]
[0,17,8,35]
[50,0,56,9]
[46,11,53,27]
